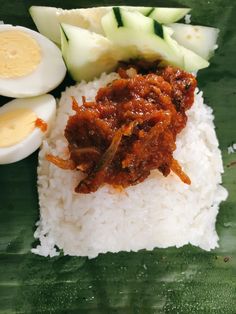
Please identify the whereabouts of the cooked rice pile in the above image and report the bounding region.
[33,72,228,258]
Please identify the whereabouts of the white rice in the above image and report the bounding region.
[184,14,191,24]
[32,72,228,258]
[228,143,236,154]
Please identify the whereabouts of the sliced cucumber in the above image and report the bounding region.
[30,6,111,45]
[181,46,209,72]
[146,8,190,24]
[102,8,210,72]
[29,6,62,44]
[33,6,209,82]
[170,23,219,60]
[102,8,184,68]
[163,26,209,71]
[60,23,122,82]
[29,6,190,45]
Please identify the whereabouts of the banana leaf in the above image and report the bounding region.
[0,0,236,313]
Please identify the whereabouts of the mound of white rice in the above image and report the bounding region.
[32,72,228,258]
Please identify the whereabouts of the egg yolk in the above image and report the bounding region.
[0,30,41,78]
[0,109,37,147]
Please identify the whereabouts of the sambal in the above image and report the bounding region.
[48,64,197,193]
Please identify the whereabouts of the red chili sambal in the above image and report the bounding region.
[48,65,197,193]
[35,118,47,132]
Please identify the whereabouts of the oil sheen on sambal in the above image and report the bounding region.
[47,64,197,193]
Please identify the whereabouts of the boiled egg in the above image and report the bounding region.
[0,24,66,98]
[0,94,56,164]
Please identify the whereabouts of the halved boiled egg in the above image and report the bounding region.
[0,24,66,98]
[0,94,56,164]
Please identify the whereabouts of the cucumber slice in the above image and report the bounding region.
[181,46,209,72]
[170,23,219,60]
[30,6,111,45]
[164,26,208,72]
[147,8,190,24]
[29,6,190,45]
[60,23,122,82]
[102,8,184,68]
[29,6,62,44]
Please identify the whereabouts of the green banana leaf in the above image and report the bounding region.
[0,0,236,312]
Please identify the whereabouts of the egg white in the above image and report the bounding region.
[0,94,56,164]
[0,24,66,98]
